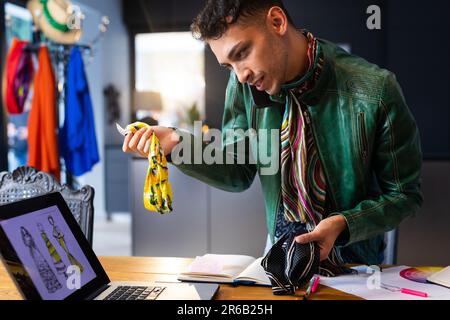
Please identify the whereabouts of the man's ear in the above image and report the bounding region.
[266,6,288,36]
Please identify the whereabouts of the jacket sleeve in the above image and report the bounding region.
[332,72,423,246]
[171,72,257,192]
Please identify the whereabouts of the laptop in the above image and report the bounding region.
[0,192,218,300]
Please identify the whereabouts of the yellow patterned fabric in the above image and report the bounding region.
[125,122,173,214]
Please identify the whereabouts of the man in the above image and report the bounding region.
[123,0,422,266]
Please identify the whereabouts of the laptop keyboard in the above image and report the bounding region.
[104,286,165,300]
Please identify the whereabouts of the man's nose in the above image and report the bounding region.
[235,67,252,84]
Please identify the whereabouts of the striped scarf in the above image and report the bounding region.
[282,31,355,273]
[280,30,323,227]
[262,31,355,295]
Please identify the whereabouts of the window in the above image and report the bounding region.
[134,32,205,129]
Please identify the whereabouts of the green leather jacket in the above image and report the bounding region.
[173,38,423,265]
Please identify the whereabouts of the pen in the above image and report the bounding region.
[311,276,320,293]
[380,283,428,298]
[305,276,316,295]
[400,288,428,298]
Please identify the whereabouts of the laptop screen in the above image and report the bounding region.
[0,192,110,300]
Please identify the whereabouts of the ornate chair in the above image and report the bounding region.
[0,166,94,245]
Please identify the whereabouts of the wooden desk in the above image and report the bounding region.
[0,256,361,300]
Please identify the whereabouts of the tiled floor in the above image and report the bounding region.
[92,213,132,256]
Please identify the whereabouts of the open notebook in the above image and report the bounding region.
[177,254,271,286]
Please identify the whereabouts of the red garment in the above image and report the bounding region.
[5,37,33,114]
[27,46,61,181]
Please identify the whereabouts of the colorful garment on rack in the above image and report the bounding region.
[125,122,173,214]
[27,46,61,181]
[59,46,99,176]
[4,38,34,115]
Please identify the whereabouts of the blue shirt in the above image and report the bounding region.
[60,46,99,176]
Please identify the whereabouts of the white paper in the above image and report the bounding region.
[183,254,255,278]
[318,265,450,300]
[236,257,271,285]
[187,255,224,275]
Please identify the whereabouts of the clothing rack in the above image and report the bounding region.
[24,30,94,188]
[3,3,109,179]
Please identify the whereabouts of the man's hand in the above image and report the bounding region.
[295,215,348,261]
[122,126,180,158]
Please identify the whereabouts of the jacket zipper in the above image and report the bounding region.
[303,110,311,125]
[358,112,368,162]
[271,104,282,241]
[250,102,281,243]
[251,104,257,131]
[272,191,282,242]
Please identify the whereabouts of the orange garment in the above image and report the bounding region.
[27,46,60,181]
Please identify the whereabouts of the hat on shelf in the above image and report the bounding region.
[27,0,83,44]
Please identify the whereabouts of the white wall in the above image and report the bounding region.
[397,161,450,265]
[73,0,130,218]
[77,0,131,142]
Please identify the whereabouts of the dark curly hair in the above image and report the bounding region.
[191,0,294,41]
